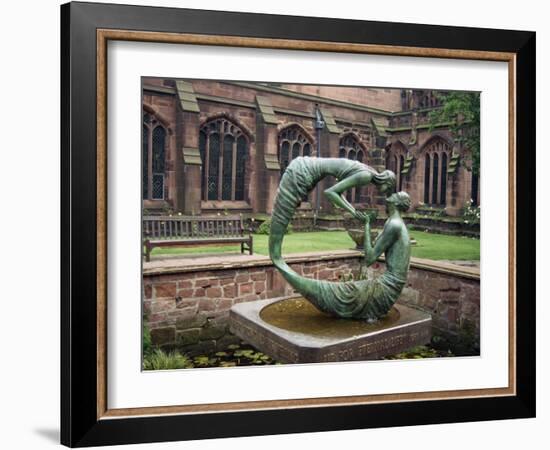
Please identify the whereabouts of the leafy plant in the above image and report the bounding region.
[193,355,218,367]
[142,324,152,355]
[234,348,273,365]
[382,345,453,360]
[219,361,237,367]
[143,349,194,370]
[462,199,480,225]
[256,218,293,235]
[428,91,480,175]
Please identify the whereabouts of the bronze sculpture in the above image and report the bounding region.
[269,156,411,321]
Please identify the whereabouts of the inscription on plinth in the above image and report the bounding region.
[229,296,432,364]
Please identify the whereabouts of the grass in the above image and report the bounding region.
[143,348,194,370]
[407,231,479,260]
[149,230,479,261]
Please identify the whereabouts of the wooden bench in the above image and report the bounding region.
[143,215,253,261]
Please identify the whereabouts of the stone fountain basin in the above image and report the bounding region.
[229,296,431,364]
[347,229,379,250]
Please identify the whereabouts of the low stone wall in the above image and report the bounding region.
[372,258,480,354]
[247,214,479,236]
[143,252,480,355]
[396,216,479,237]
[143,251,361,354]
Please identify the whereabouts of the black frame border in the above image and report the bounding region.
[61,2,535,447]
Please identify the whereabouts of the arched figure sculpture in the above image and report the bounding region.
[269,156,411,321]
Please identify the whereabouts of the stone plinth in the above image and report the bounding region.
[229,296,432,363]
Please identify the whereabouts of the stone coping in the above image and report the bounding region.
[143,249,480,281]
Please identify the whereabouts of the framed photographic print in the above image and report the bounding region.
[61,1,535,447]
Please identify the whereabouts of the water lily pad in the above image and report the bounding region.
[219,361,236,367]
[234,349,255,357]
[193,355,210,366]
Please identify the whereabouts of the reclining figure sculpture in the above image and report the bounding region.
[269,156,411,321]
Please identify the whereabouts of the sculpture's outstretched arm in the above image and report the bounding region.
[324,172,370,218]
[364,219,398,266]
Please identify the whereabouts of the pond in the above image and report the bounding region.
[143,339,457,371]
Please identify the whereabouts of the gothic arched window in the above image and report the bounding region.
[278,125,313,178]
[432,153,439,204]
[440,153,448,204]
[424,155,431,204]
[142,112,167,200]
[355,149,365,202]
[385,141,408,194]
[142,124,149,200]
[339,134,366,203]
[422,138,451,205]
[199,117,249,201]
[419,91,441,108]
[399,155,405,191]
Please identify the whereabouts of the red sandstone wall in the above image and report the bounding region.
[143,257,359,352]
[143,256,480,353]
[375,265,480,337]
[280,84,403,112]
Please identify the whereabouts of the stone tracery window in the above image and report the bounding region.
[440,153,448,204]
[339,134,365,203]
[424,154,431,204]
[432,153,439,203]
[142,112,167,200]
[422,138,451,206]
[278,125,313,203]
[419,91,441,108]
[278,125,312,178]
[385,141,407,194]
[199,117,248,201]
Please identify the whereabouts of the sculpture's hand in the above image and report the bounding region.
[353,210,370,224]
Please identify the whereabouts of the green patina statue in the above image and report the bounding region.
[269,156,411,321]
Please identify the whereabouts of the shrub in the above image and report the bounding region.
[143,349,194,370]
[142,324,152,355]
[256,218,293,235]
[462,199,480,225]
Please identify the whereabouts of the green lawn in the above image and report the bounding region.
[149,230,480,261]
[407,231,479,260]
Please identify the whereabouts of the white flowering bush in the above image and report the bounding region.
[462,199,480,225]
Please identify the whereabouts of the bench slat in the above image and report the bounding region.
[142,214,253,260]
[148,237,249,245]
[142,216,253,246]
